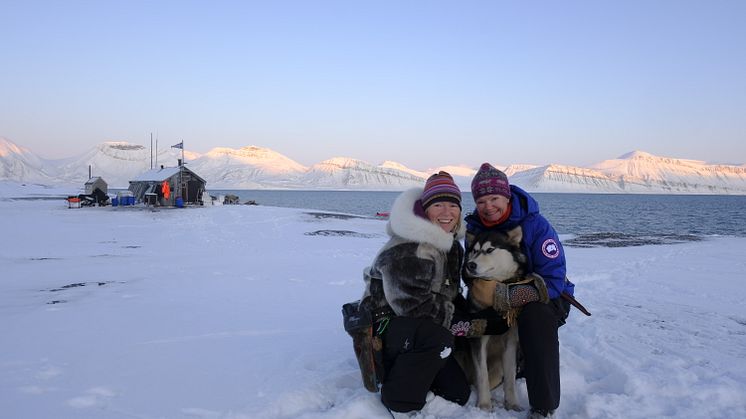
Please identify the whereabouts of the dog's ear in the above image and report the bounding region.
[505,226,523,247]
[465,231,476,251]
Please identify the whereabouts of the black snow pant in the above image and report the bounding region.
[518,298,570,412]
[380,317,471,413]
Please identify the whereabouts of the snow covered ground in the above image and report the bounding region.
[1,183,745,419]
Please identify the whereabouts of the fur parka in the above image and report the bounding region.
[362,188,466,328]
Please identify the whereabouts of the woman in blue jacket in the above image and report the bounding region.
[464,163,576,418]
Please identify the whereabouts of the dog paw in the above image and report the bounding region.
[477,400,493,411]
[504,400,523,412]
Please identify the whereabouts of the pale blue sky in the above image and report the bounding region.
[1,0,745,168]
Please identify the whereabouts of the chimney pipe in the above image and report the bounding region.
[88,165,92,179]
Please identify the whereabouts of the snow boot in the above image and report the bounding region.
[528,408,555,418]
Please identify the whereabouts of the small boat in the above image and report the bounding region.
[375,211,390,218]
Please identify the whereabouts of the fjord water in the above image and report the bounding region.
[217,190,746,243]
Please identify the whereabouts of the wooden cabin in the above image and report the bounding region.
[128,166,206,206]
[84,177,108,196]
[71,176,109,206]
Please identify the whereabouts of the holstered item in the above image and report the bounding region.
[342,300,384,392]
[351,327,379,392]
[561,292,592,316]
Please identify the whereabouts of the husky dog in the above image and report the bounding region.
[463,226,527,411]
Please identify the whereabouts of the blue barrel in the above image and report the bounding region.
[112,197,119,207]
[129,196,136,205]
[175,197,184,208]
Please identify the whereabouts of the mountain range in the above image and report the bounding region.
[1,137,745,194]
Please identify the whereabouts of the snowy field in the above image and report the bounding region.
[1,182,745,419]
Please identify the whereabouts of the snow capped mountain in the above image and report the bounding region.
[0,137,53,183]
[419,165,478,191]
[0,137,744,194]
[503,164,539,177]
[510,164,627,193]
[302,157,425,189]
[508,152,746,194]
[45,141,188,187]
[589,151,746,193]
[428,165,478,178]
[188,146,307,189]
[380,161,428,180]
[197,146,307,174]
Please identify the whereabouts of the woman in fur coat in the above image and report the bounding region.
[362,172,506,413]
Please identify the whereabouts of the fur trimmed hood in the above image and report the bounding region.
[387,188,466,252]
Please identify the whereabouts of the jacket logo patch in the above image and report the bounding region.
[542,239,560,259]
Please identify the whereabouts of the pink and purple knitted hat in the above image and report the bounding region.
[471,163,511,200]
[421,171,462,210]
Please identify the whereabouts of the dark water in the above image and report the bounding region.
[215,190,746,247]
[534,194,746,247]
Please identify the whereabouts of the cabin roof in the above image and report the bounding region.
[84,176,106,185]
[131,166,206,183]
[132,167,182,182]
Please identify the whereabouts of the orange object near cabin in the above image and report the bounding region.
[162,181,171,199]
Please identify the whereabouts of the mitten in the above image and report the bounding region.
[493,274,551,311]
[493,281,512,312]
[527,273,550,303]
[450,307,509,337]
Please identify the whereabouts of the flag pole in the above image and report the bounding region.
[171,140,185,205]
[179,141,182,202]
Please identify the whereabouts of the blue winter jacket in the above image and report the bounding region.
[464,185,575,300]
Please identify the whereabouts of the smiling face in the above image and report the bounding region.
[425,201,461,233]
[475,194,510,224]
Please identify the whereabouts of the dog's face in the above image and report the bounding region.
[465,227,527,282]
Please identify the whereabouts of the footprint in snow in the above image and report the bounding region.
[67,387,116,409]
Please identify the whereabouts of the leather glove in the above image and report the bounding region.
[450,307,509,337]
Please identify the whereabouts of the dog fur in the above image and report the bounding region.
[463,226,527,411]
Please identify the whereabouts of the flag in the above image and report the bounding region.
[171,141,183,149]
